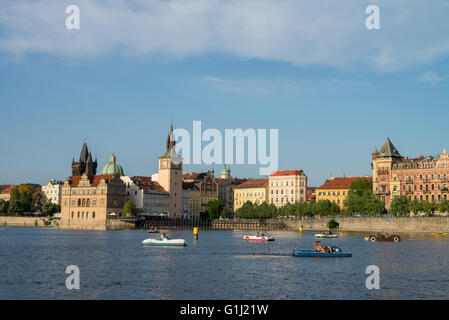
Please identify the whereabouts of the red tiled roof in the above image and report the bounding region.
[183,172,207,181]
[216,178,247,185]
[68,175,116,187]
[234,179,268,189]
[141,181,166,192]
[270,170,304,177]
[317,177,372,190]
[0,185,16,194]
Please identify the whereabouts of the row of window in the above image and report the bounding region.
[66,199,99,207]
[406,194,447,202]
[398,173,448,181]
[318,191,347,196]
[236,192,265,198]
[395,184,449,192]
[270,181,305,187]
[71,211,96,219]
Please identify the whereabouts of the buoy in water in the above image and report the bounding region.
[193,227,198,240]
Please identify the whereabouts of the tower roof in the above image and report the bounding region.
[101,154,125,176]
[378,138,402,158]
[80,143,89,162]
[161,121,181,158]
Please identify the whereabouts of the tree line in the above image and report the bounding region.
[0,184,60,217]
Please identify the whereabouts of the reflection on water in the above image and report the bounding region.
[0,228,448,299]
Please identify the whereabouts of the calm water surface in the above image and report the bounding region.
[0,227,448,299]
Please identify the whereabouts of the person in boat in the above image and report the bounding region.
[161,233,169,240]
[313,241,325,253]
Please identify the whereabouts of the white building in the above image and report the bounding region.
[268,170,308,207]
[120,176,143,210]
[42,180,63,205]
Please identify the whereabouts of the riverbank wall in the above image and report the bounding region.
[284,216,449,233]
[2,216,448,233]
[139,216,449,233]
[0,216,60,227]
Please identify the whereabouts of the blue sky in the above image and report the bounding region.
[1,0,449,187]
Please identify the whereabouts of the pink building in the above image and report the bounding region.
[372,138,449,208]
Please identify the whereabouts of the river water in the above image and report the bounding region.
[0,227,447,299]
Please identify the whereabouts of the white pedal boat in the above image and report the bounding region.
[243,233,274,241]
[314,233,339,238]
[142,237,186,246]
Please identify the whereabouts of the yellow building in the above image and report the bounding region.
[60,173,127,230]
[234,179,268,211]
[316,177,372,209]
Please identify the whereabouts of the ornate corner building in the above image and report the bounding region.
[372,138,449,209]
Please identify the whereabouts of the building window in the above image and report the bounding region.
[93,212,95,219]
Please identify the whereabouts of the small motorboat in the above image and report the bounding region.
[142,234,186,247]
[366,233,401,242]
[314,231,338,238]
[243,232,274,241]
[293,241,351,257]
[431,231,448,236]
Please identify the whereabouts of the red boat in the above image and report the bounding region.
[148,228,159,233]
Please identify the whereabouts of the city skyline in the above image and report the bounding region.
[1,1,449,186]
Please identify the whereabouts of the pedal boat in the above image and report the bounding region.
[314,233,339,238]
[292,249,352,257]
[243,234,274,241]
[431,232,448,236]
[142,237,186,246]
[366,234,401,242]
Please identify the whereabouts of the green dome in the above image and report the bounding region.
[101,154,124,175]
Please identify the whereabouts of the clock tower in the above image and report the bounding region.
[158,122,183,218]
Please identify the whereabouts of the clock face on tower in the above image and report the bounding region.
[162,160,167,168]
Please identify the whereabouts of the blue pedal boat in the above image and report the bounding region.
[292,249,352,257]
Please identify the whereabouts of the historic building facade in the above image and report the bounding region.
[234,179,268,211]
[182,171,219,219]
[372,138,449,209]
[42,179,63,205]
[157,123,183,218]
[316,177,371,209]
[60,174,127,230]
[60,143,127,230]
[268,170,307,207]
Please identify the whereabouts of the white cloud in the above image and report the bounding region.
[1,0,449,72]
[416,71,444,84]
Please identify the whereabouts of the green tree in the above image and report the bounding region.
[220,206,230,218]
[7,199,23,216]
[422,201,437,216]
[438,199,449,214]
[410,200,423,214]
[327,219,339,230]
[390,196,411,216]
[206,199,225,220]
[344,179,386,215]
[122,200,136,216]
[0,200,8,215]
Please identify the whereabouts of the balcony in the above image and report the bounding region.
[375,190,390,195]
[441,188,448,193]
[405,179,413,184]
